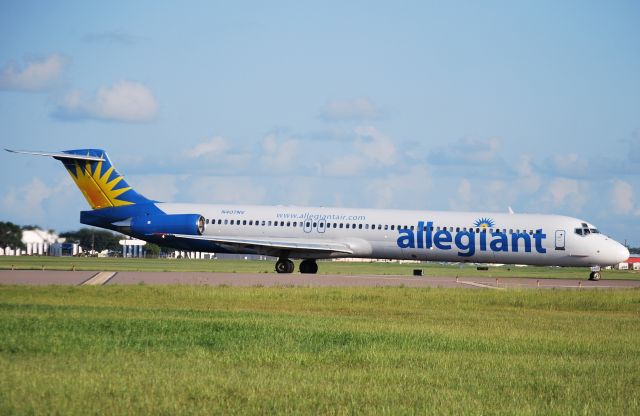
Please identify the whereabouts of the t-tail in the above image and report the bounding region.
[6,148,150,209]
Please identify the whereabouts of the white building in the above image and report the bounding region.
[1,228,67,256]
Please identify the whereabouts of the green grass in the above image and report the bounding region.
[0,285,639,414]
[1,256,639,280]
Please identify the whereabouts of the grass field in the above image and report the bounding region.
[1,256,639,280]
[0,285,639,414]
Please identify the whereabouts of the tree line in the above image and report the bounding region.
[0,221,163,256]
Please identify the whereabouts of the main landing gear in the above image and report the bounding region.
[589,271,601,281]
[274,258,318,274]
[275,258,294,274]
[299,260,318,274]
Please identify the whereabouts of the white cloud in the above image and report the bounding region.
[447,179,474,210]
[354,126,397,165]
[515,155,541,193]
[260,134,299,171]
[183,176,266,205]
[610,179,634,215]
[127,174,179,202]
[54,80,157,122]
[543,153,591,178]
[545,178,587,213]
[0,176,73,225]
[324,155,367,176]
[365,166,432,208]
[1,177,53,218]
[320,98,381,121]
[429,137,500,165]
[458,179,472,202]
[185,136,230,158]
[0,54,65,92]
[548,178,579,204]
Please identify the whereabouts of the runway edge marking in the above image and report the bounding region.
[457,280,505,290]
[81,272,117,286]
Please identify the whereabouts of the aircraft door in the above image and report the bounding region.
[317,219,326,233]
[555,230,565,251]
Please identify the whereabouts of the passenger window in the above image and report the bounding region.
[306,222,311,227]
[391,225,395,230]
[378,225,382,230]
[339,223,344,229]
[287,222,290,227]
[268,221,272,226]
[358,224,363,229]
[243,220,247,225]
[365,224,369,230]
[224,220,228,225]
[384,225,388,230]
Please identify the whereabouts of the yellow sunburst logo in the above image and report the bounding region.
[473,217,495,229]
[65,159,133,209]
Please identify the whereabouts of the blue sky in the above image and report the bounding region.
[1,1,639,245]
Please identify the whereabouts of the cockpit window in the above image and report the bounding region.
[575,225,600,236]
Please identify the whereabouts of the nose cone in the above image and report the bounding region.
[601,241,630,265]
[617,244,630,264]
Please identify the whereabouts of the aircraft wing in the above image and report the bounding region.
[169,233,354,256]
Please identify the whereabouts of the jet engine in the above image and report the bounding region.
[130,214,205,236]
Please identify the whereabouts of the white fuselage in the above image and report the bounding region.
[158,203,629,267]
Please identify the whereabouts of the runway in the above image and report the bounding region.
[1,270,639,289]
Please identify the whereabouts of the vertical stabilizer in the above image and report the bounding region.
[6,148,151,209]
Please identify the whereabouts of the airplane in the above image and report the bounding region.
[7,148,630,280]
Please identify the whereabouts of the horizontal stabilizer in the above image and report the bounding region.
[5,149,105,162]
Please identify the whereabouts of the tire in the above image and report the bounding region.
[276,259,294,274]
[300,260,318,274]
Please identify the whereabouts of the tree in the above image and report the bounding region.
[60,228,123,252]
[21,225,41,231]
[144,243,162,257]
[629,247,640,255]
[0,221,25,249]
